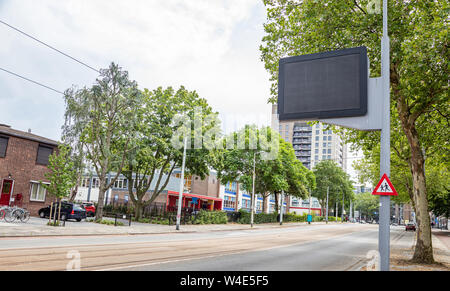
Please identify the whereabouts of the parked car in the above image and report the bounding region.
[81,202,96,217]
[405,223,416,231]
[38,202,86,222]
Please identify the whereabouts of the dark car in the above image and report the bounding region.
[81,202,96,217]
[405,223,416,231]
[38,202,86,222]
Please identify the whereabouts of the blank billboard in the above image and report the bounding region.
[278,47,368,120]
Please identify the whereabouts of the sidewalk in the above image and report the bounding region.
[389,228,450,271]
[0,217,332,238]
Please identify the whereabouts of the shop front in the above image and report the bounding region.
[166,191,222,212]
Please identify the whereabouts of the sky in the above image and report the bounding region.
[0,0,361,180]
[0,0,272,140]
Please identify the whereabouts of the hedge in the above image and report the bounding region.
[236,209,340,224]
[192,210,228,225]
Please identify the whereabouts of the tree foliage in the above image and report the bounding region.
[63,62,142,220]
[123,86,218,219]
[260,0,449,263]
[312,160,354,217]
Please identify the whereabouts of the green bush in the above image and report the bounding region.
[88,219,124,226]
[193,210,228,225]
[237,209,278,224]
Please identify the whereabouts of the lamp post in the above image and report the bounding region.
[176,136,188,231]
[251,152,256,228]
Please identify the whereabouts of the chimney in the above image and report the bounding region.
[28,129,32,133]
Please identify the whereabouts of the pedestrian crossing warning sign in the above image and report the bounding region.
[372,173,398,196]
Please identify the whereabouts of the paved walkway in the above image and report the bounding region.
[0,217,338,237]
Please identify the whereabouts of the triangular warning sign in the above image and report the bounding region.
[372,173,398,196]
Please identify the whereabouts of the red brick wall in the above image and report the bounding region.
[0,136,54,216]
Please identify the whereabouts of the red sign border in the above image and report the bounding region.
[372,173,398,196]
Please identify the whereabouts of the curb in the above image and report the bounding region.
[0,221,343,238]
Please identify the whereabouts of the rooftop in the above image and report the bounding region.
[0,124,59,146]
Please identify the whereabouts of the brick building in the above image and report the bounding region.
[0,124,58,215]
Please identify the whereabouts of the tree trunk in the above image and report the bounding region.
[134,201,143,221]
[398,100,434,263]
[274,193,279,214]
[410,144,433,263]
[57,199,62,225]
[96,186,106,221]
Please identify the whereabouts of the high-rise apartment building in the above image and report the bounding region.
[271,105,347,171]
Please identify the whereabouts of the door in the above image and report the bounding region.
[0,179,13,206]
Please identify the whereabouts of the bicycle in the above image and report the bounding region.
[0,206,7,220]
[3,206,30,223]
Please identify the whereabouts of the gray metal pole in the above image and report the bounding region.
[336,201,338,221]
[251,152,256,228]
[341,192,344,223]
[176,136,188,231]
[87,174,92,202]
[379,0,391,271]
[280,190,284,225]
[325,186,329,224]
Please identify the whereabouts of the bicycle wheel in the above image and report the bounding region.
[20,211,30,223]
[0,209,5,220]
[4,209,16,223]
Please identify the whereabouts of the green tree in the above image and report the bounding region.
[312,160,354,219]
[354,192,380,221]
[63,63,142,220]
[40,143,77,225]
[123,86,219,219]
[260,0,448,263]
[215,126,314,214]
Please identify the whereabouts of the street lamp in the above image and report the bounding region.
[176,135,188,231]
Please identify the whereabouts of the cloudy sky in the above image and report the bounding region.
[0,0,272,140]
[0,0,362,180]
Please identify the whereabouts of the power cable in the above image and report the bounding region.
[0,19,100,73]
[0,67,64,95]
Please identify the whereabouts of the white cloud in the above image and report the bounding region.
[0,0,271,140]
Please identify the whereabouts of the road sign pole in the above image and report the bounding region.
[379,0,391,271]
[325,186,329,224]
[251,152,256,228]
[176,136,188,231]
[280,190,284,225]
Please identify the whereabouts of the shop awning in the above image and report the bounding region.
[167,191,222,202]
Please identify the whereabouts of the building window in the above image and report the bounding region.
[114,179,123,189]
[80,178,90,188]
[175,174,192,192]
[323,149,326,154]
[328,136,332,141]
[322,155,326,160]
[315,143,319,148]
[224,196,236,209]
[30,182,47,202]
[327,155,331,160]
[315,155,319,161]
[328,149,332,154]
[323,136,327,141]
[316,130,320,135]
[315,136,319,141]
[92,178,100,188]
[0,136,8,158]
[36,144,53,165]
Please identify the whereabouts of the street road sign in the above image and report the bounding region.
[278,46,368,121]
[372,173,397,196]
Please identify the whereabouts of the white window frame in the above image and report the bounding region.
[29,181,49,202]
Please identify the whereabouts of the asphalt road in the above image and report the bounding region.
[0,223,412,271]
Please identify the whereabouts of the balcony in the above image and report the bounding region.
[293,126,312,132]
[292,138,311,144]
